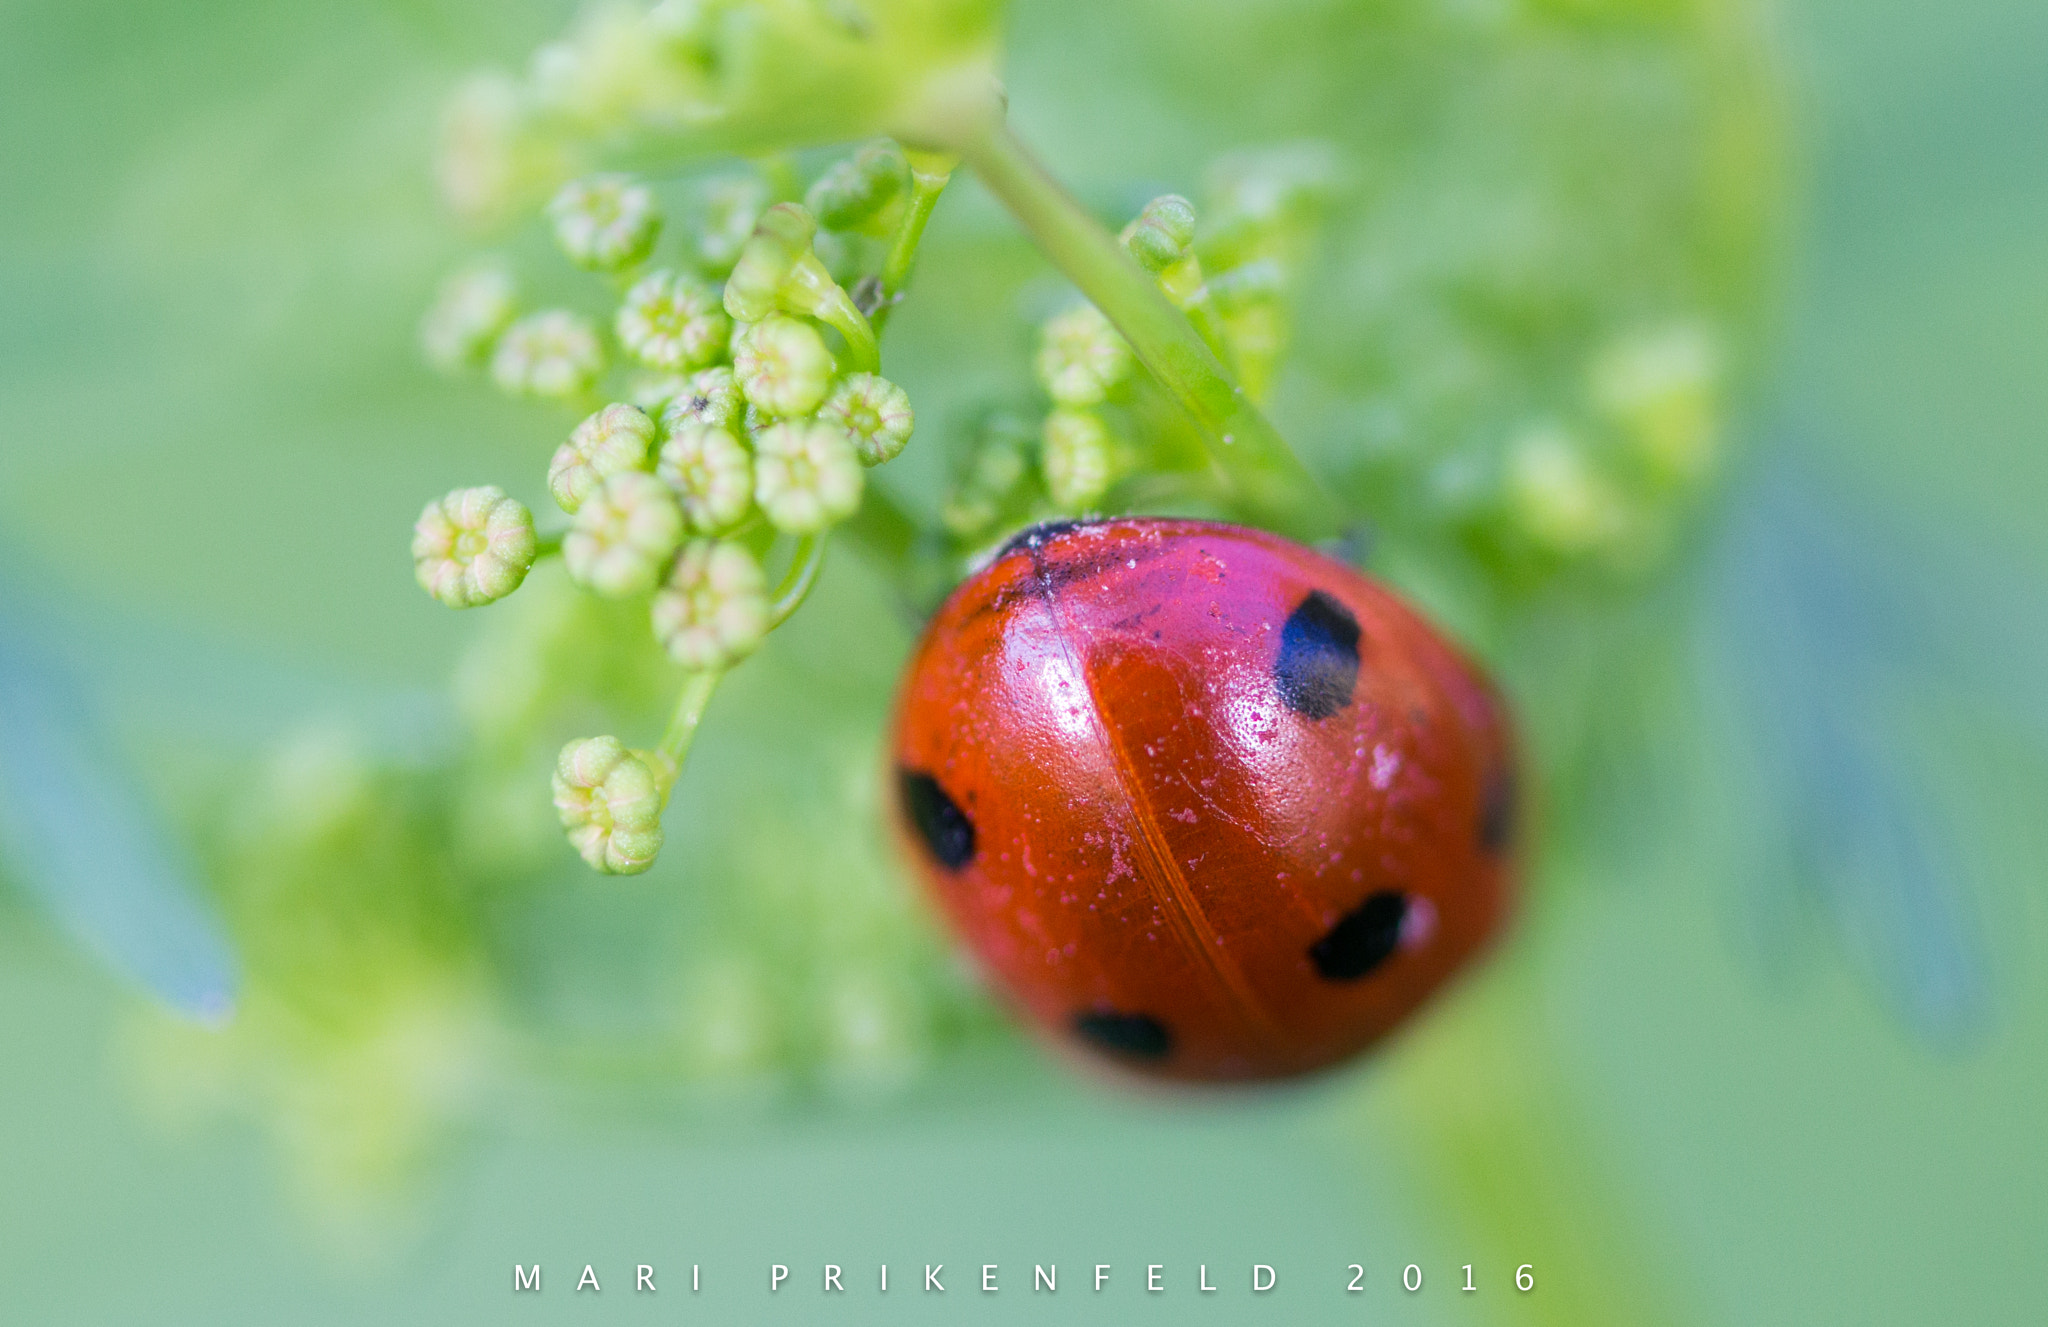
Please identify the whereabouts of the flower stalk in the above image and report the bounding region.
[948,116,1341,542]
[659,668,724,772]
[873,148,957,331]
[769,535,829,628]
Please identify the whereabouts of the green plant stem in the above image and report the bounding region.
[808,281,881,373]
[657,668,722,772]
[533,530,564,559]
[955,117,1341,542]
[874,150,956,334]
[769,534,828,627]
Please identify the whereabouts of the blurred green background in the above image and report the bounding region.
[2,0,2045,1323]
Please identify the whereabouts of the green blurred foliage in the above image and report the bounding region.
[8,0,1779,1263]
[4,0,2045,1323]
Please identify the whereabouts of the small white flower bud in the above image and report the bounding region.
[563,471,684,596]
[1041,408,1116,508]
[552,735,669,874]
[490,310,605,400]
[657,423,753,533]
[753,421,863,533]
[659,366,743,433]
[549,403,656,514]
[733,316,834,418]
[616,269,730,371]
[1035,304,1132,407]
[723,203,820,325]
[547,173,660,271]
[651,540,769,668]
[817,372,914,466]
[1120,194,1198,274]
[419,260,516,372]
[412,486,538,608]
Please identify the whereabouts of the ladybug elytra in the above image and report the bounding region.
[890,517,1518,1082]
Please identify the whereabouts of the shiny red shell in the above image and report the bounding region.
[889,518,1518,1081]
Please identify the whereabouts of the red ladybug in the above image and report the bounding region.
[890,517,1518,1081]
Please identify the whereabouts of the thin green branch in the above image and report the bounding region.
[954,117,1342,542]
[811,283,881,373]
[769,534,828,627]
[874,149,957,333]
[657,668,723,772]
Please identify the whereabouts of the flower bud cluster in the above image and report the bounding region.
[617,270,729,372]
[413,147,932,875]
[549,403,656,514]
[553,736,670,874]
[651,540,769,669]
[413,486,538,608]
[430,2,996,226]
[491,310,605,400]
[548,174,660,271]
[1017,303,1133,516]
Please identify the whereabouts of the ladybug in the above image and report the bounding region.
[890,517,1518,1081]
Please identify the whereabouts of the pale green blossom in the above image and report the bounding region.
[694,172,770,274]
[660,366,744,433]
[616,269,730,371]
[753,421,863,533]
[734,316,834,418]
[435,72,539,224]
[549,404,656,514]
[817,373,913,466]
[563,471,684,596]
[412,486,538,608]
[1035,304,1131,407]
[651,540,769,669]
[723,203,877,370]
[657,423,754,533]
[490,310,604,400]
[552,736,669,874]
[547,174,660,271]
[1041,408,1115,508]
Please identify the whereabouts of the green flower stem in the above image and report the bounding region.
[956,118,1342,542]
[534,530,565,559]
[768,534,829,628]
[657,668,723,775]
[808,281,882,374]
[874,149,957,332]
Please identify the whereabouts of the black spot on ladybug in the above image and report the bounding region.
[1309,890,1408,981]
[1274,590,1361,720]
[899,770,975,870]
[997,518,1094,560]
[1072,1009,1173,1060]
[1479,766,1517,854]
